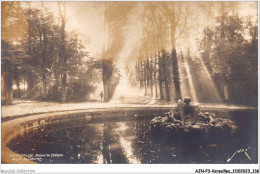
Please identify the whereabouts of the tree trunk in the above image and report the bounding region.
[59,2,67,103]
[171,48,181,100]
[102,59,114,102]
[162,49,171,101]
[154,50,158,98]
[103,83,108,102]
[169,18,181,100]
[53,70,60,100]
[144,60,147,96]
[158,49,164,99]
[139,61,143,89]
[26,72,35,98]
[42,74,47,100]
[61,72,67,102]
[149,56,153,97]
[60,46,67,103]
[15,73,21,98]
[146,54,149,96]
[42,28,48,100]
[3,72,13,105]
[102,60,107,102]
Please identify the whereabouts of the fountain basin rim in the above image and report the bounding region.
[2,109,95,164]
[2,104,257,122]
[1,106,257,164]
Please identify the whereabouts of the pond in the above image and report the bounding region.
[8,109,258,164]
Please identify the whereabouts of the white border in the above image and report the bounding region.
[1,164,260,173]
[1,0,259,173]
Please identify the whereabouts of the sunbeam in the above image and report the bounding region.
[179,60,190,100]
[184,59,198,102]
[198,56,222,103]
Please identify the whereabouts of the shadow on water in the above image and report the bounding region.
[8,110,257,164]
[228,110,258,163]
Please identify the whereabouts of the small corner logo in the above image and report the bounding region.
[227,147,251,163]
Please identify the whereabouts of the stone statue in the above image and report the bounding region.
[172,97,200,125]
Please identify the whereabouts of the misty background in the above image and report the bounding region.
[1,1,258,105]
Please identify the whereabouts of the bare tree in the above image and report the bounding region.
[160,2,190,100]
[147,3,170,100]
[58,2,67,102]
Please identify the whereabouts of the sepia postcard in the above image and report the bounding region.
[1,1,259,173]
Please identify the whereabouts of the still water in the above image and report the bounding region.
[9,110,258,164]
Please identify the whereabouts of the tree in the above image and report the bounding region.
[160,2,189,100]
[58,2,67,102]
[199,13,258,105]
[161,49,171,101]
[148,3,171,100]
[1,40,13,105]
[1,2,29,104]
[153,50,158,98]
[2,2,97,103]
[26,8,59,100]
[1,2,28,41]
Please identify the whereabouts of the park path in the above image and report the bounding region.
[1,97,167,118]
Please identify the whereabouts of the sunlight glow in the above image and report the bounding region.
[96,154,103,164]
[12,83,28,90]
[115,123,140,164]
[119,137,141,164]
[111,62,143,102]
[179,62,190,100]
[184,60,198,102]
[116,122,128,132]
[198,56,222,103]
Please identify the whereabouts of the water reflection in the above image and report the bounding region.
[9,110,257,164]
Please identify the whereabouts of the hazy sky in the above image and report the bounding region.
[3,1,258,60]
[63,1,257,59]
